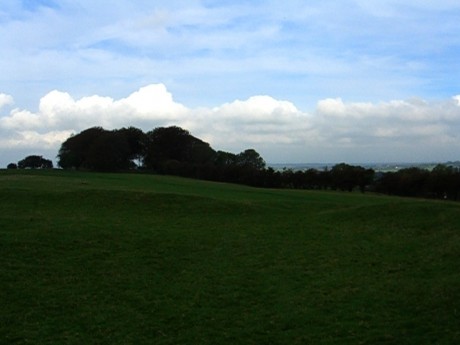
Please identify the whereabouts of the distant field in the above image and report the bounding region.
[1,170,459,344]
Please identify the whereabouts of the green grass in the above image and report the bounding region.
[1,169,459,344]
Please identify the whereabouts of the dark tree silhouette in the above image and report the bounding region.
[58,127,106,169]
[84,131,132,171]
[117,127,148,167]
[17,155,53,169]
[330,163,373,192]
[144,126,215,171]
[236,149,266,170]
[428,164,460,200]
[58,126,147,171]
[214,151,237,167]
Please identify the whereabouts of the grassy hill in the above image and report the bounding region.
[1,170,459,344]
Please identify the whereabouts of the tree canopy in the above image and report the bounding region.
[58,127,147,171]
[17,155,53,169]
[236,149,266,170]
[57,126,265,183]
[143,126,216,171]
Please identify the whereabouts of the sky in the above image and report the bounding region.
[1,0,460,166]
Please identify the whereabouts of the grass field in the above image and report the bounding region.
[1,169,459,344]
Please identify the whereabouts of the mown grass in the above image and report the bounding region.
[1,169,459,344]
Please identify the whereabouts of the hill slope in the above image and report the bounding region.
[1,170,459,344]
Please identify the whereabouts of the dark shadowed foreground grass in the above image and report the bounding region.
[1,170,459,344]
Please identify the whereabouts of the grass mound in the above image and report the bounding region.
[1,170,459,344]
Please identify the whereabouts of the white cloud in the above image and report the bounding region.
[0,94,13,109]
[313,95,460,161]
[114,84,188,118]
[0,130,73,150]
[213,96,300,123]
[1,84,460,166]
[316,98,348,117]
[197,95,313,152]
[0,109,42,130]
[1,84,189,131]
[454,95,460,106]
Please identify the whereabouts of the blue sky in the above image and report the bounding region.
[1,0,460,166]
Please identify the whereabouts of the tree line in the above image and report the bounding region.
[374,165,460,201]
[56,126,266,182]
[7,155,53,170]
[265,164,460,201]
[7,125,460,201]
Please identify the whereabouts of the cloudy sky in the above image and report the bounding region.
[1,0,460,166]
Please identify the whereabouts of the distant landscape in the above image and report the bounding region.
[269,161,460,173]
[5,125,460,202]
